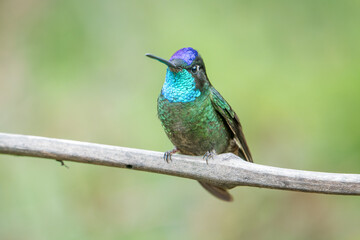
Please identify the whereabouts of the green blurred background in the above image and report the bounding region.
[1,0,360,239]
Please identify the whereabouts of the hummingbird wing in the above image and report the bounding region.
[210,87,253,162]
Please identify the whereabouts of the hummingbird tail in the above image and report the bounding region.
[198,181,233,202]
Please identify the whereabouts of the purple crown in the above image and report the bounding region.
[169,47,198,66]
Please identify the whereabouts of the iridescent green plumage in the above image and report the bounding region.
[158,87,232,156]
[146,47,252,202]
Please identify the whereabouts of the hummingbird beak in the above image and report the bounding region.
[145,53,179,69]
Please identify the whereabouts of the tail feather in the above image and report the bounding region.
[198,181,233,202]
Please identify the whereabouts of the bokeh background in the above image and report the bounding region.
[1,0,360,239]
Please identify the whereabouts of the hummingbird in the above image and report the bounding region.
[146,47,252,202]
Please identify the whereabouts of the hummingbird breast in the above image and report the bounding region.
[157,90,233,155]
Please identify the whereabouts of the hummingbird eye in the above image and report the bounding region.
[191,65,200,73]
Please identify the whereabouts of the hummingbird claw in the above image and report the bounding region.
[164,151,172,163]
[203,150,216,165]
[163,148,179,163]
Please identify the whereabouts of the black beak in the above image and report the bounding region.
[145,53,178,69]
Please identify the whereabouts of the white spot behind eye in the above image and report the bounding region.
[191,65,200,73]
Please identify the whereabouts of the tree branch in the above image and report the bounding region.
[0,132,359,195]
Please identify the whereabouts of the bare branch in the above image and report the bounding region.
[0,133,359,195]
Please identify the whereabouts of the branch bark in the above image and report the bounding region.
[0,132,359,195]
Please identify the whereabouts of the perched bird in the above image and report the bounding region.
[146,47,252,202]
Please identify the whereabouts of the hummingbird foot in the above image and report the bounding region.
[163,147,179,163]
[203,150,217,165]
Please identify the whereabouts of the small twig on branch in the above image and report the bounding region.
[0,132,359,195]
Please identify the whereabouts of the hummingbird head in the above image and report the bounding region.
[146,47,209,103]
